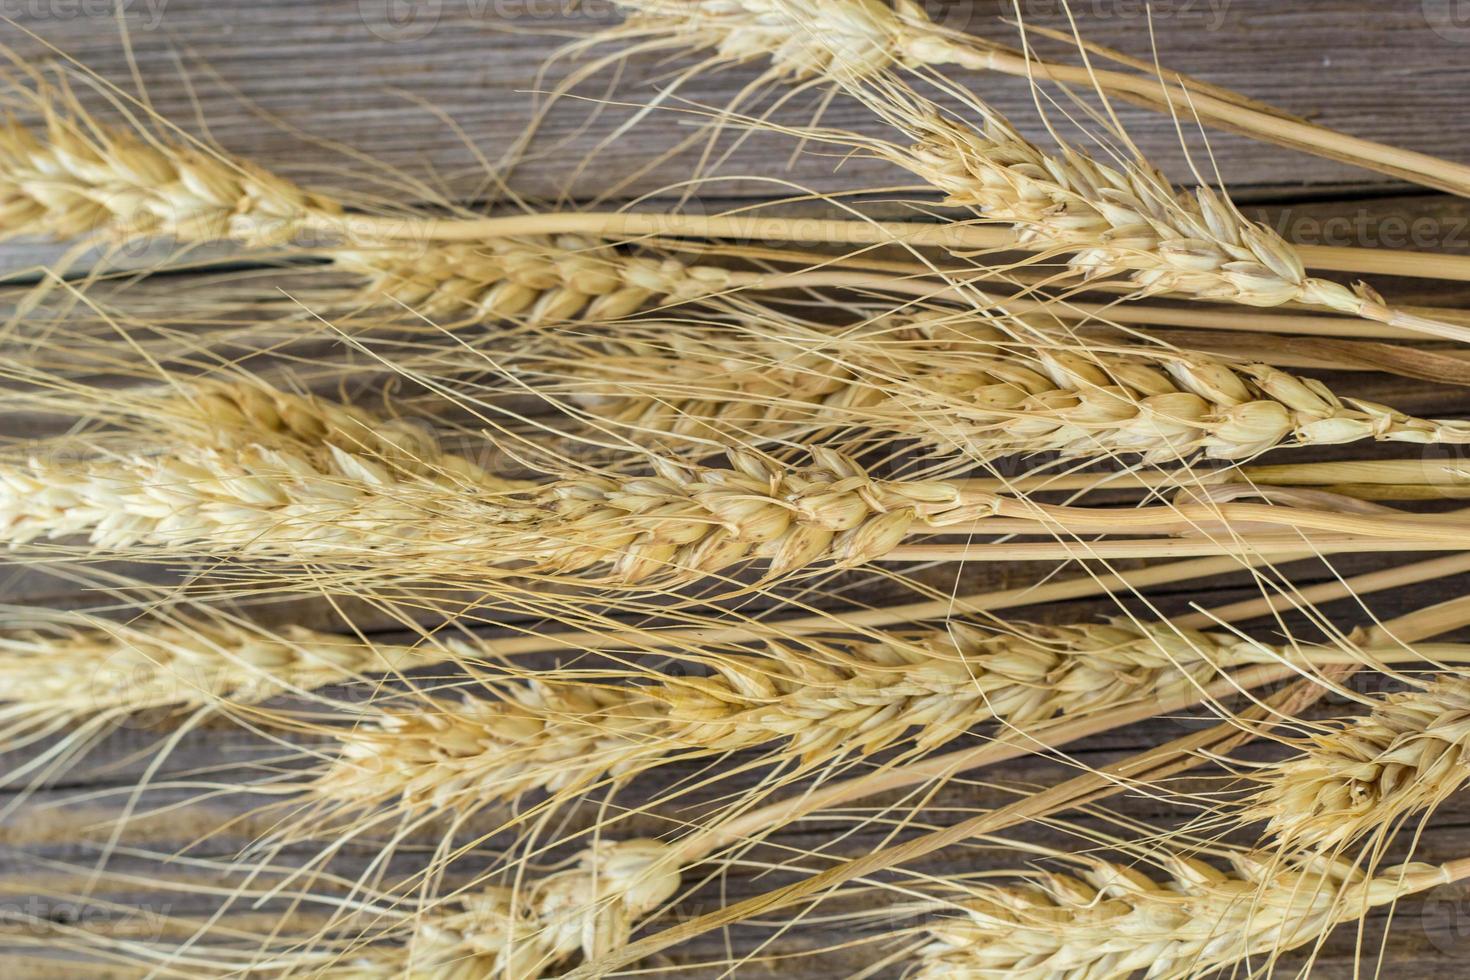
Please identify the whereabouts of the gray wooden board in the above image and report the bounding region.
[4,2,1470,976]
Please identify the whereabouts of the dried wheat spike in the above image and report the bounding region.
[0,616,429,725]
[557,312,1470,461]
[0,110,341,246]
[311,620,1291,815]
[517,447,965,584]
[1244,676,1470,853]
[0,380,525,557]
[1,434,939,580]
[347,839,680,980]
[916,849,1442,979]
[880,108,1388,320]
[315,682,669,812]
[335,235,737,323]
[658,621,1287,763]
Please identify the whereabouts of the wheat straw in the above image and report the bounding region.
[1244,675,1470,854]
[10,416,1468,586]
[914,847,1444,979]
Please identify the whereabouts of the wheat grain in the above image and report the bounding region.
[344,839,680,980]
[1243,675,1470,854]
[0,107,341,246]
[915,847,1443,980]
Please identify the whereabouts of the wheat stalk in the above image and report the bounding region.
[535,311,1470,462]
[591,5,1470,341]
[0,104,341,246]
[1243,675,1470,855]
[11,405,1469,585]
[913,846,1446,980]
[605,1,1470,197]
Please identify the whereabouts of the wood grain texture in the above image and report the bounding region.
[3,2,1470,977]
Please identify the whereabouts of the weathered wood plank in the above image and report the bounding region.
[3,2,1470,977]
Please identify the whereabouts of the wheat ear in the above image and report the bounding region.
[914,846,1446,980]
[1243,675,1470,855]
[854,95,1462,341]
[0,615,432,727]
[336,235,738,323]
[339,839,679,980]
[312,681,669,813]
[0,102,341,246]
[540,311,1470,462]
[0,379,525,558]
[308,620,1353,819]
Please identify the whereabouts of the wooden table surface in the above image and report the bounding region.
[3,2,1470,976]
